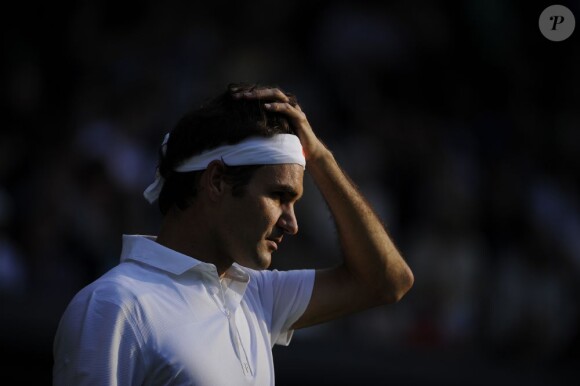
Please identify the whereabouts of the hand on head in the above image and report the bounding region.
[231,86,326,161]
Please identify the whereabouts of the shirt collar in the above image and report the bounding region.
[120,234,249,283]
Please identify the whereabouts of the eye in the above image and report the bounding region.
[271,192,296,205]
[269,189,300,204]
[271,192,285,201]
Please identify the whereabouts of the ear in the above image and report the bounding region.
[201,160,228,202]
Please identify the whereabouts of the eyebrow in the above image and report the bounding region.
[270,184,302,199]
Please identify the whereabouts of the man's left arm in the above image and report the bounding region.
[235,88,414,329]
[290,145,414,328]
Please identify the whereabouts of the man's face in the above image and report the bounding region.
[218,164,304,270]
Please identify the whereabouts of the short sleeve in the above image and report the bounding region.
[251,269,315,347]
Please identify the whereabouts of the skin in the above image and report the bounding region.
[210,163,304,271]
[158,87,414,330]
[156,163,303,275]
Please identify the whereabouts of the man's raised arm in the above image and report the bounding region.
[235,88,414,329]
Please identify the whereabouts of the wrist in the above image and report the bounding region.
[304,140,331,162]
[306,146,335,172]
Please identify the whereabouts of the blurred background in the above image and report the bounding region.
[2,0,579,384]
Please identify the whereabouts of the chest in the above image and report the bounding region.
[141,281,275,385]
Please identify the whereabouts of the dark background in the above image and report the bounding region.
[2,1,579,385]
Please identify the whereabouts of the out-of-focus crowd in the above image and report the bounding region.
[2,1,578,384]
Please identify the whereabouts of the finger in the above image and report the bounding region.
[264,102,320,157]
[234,88,290,103]
[264,102,306,122]
[263,102,294,113]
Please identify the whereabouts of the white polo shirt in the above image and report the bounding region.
[53,235,315,385]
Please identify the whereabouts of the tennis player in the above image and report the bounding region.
[53,83,414,385]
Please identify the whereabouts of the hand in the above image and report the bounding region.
[232,87,327,161]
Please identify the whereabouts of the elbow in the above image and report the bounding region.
[398,266,415,301]
[381,265,414,304]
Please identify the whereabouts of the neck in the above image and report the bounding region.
[156,206,233,277]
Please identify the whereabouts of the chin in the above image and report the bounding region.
[237,252,271,270]
[253,252,272,270]
[255,256,272,270]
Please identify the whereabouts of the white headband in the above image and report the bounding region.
[143,133,305,203]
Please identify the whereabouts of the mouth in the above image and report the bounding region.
[266,236,283,251]
[266,240,278,251]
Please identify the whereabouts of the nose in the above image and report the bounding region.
[277,205,299,235]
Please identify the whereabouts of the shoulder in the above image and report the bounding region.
[67,261,158,312]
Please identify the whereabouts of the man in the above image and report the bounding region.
[53,83,414,385]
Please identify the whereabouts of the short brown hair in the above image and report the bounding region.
[156,83,298,215]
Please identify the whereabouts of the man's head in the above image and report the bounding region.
[156,83,300,215]
[148,83,305,270]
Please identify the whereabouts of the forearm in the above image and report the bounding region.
[307,147,414,302]
[234,87,413,325]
